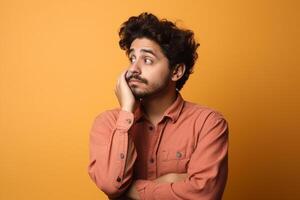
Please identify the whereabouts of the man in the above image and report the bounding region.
[88,12,229,200]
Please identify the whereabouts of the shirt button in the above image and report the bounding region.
[176,151,182,158]
[150,158,155,163]
[116,176,121,182]
[126,119,132,124]
[120,153,125,159]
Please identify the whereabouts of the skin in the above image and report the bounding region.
[114,37,187,199]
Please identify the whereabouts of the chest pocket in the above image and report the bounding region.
[158,149,190,175]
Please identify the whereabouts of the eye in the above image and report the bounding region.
[129,56,136,63]
[144,58,153,64]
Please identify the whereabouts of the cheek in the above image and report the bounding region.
[149,74,170,90]
[158,67,171,81]
[146,70,168,84]
[144,64,170,78]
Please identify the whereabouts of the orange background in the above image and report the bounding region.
[0,0,299,199]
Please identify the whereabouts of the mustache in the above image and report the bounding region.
[125,71,148,84]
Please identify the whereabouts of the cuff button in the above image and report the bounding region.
[116,177,121,182]
[176,151,182,158]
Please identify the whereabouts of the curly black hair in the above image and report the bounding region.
[118,12,200,91]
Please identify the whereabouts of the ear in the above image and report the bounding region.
[171,64,186,81]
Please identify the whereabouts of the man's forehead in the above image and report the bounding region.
[129,38,161,54]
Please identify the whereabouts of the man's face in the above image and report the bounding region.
[126,37,172,99]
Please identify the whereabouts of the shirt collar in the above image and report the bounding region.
[134,92,185,124]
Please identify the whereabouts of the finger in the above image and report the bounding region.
[116,74,122,94]
[120,70,128,82]
[117,72,122,87]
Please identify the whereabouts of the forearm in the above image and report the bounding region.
[126,173,187,200]
[88,111,137,198]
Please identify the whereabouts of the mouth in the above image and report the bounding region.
[129,79,143,84]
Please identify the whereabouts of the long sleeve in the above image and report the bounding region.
[134,111,229,200]
[88,110,137,199]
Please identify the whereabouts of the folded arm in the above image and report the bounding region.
[126,173,188,199]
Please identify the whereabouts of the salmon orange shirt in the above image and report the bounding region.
[88,93,229,199]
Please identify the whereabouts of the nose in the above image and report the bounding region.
[128,58,141,74]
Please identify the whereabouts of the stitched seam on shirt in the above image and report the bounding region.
[194,111,216,150]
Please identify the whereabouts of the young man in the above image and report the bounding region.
[88,12,229,200]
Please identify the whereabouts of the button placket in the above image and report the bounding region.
[148,120,168,179]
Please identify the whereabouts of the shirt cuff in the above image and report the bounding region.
[116,110,134,130]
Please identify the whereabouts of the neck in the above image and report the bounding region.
[141,87,178,125]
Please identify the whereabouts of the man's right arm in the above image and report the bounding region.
[88,70,139,198]
[88,109,137,199]
[126,173,188,200]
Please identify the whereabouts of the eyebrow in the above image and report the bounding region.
[128,48,157,58]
